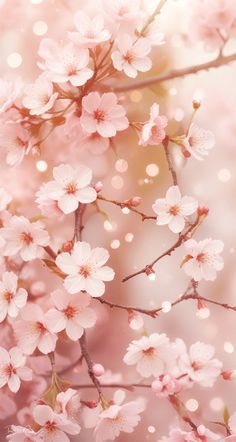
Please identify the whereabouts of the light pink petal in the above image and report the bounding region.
[132,56,152,72]
[76,307,96,328]
[53,164,74,186]
[0,347,10,364]
[56,253,78,275]
[38,332,57,354]
[74,165,92,188]
[66,319,83,340]
[82,92,101,113]
[72,241,91,265]
[97,121,116,138]
[69,68,93,87]
[85,277,105,297]
[16,366,32,381]
[76,187,97,204]
[169,215,185,233]
[124,63,138,78]
[64,274,85,294]
[50,289,69,310]
[2,271,17,293]
[180,196,198,216]
[92,266,115,281]
[9,347,25,367]
[90,247,109,267]
[8,374,20,393]
[166,186,181,205]
[44,309,66,333]
[58,194,79,214]
[14,288,28,309]
[33,404,54,426]
[80,113,97,133]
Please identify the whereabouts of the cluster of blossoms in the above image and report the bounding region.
[0,0,234,441]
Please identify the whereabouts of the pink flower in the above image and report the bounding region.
[35,183,64,218]
[7,425,40,442]
[159,427,221,442]
[179,342,222,387]
[0,187,12,211]
[80,92,129,138]
[69,11,111,48]
[56,241,115,297]
[182,238,224,281]
[0,215,50,261]
[42,163,97,215]
[33,404,81,441]
[152,186,198,233]
[0,77,22,114]
[102,0,144,30]
[0,346,32,393]
[142,17,165,46]
[111,35,152,78]
[56,388,81,422]
[123,333,173,378]
[0,122,32,166]
[152,374,181,397]
[139,103,168,146]
[182,123,215,160]
[38,38,93,86]
[0,271,27,322]
[15,304,57,355]
[45,290,96,341]
[22,74,58,116]
[94,390,145,442]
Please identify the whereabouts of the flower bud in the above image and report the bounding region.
[192,100,201,110]
[221,370,236,380]
[61,240,73,252]
[93,363,105,377]
[197,206,209,216]
[94,181,103,193]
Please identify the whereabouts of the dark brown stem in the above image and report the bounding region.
[97,297,158,317]
[71,383,151,391]
[79,332,104,403]
[73,204,86,242]
[44,246,57,260]
[162,137,178,186]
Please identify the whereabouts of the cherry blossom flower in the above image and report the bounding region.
[41,163,97,215]
[94,390,145,442]
[15,304,57,355]
[111,35,152,78]
[56,241,115,297]
[38,38,93,86]
[152,186,198,233]
[0,346,32,393]
[0,77,22,114]
[139,103,168,146]
[0,187,12,211]
[152,374,181,397]
[142,17,165,46]
[22,74,58,116]
[182,123,215,160]
[182,238,224,281]
[33,404,81,441]
[0,122,32,166]
[56,388,81,422]
[179,341,222,387]
[6,425,41,442]
[159,427,222,442]
[102,0,144,31]
[123,333,173,378]
[0,272,27,322]
[69,11,111,48]
[35,183,64,218]
[80,92,129,138]
[0,215,50,261]
[45,290,96,341]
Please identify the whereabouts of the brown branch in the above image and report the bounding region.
[44,245,57,260]
[111,52,236,92]
[73,204,86,242]
[97,194,156,221]
[122,217,200,282]
[162,137,178,186]
[71,383,151,391]
[97,297,159,318]
[79,332,104,404]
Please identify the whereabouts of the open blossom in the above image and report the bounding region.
[41,163,97,215]
[111,35,152,78]
[0,272,27,322]
[80,92,129,138]
[0,187,12,211]
[182,123,215,160]
[123,333,173,378]
[0,77,22,114]
[0,122,32,166]
[152,186,198,233]
[45,290,96,341]
[0,215,50,261]
[22,74,58,116]
[182,238,224,281]
[15,304,57,355]
[6,425,40,442]
[33,404,81,441]
[179,342,222,387]
[142,17,165,46]
[94,390,145,442]
[102,0,144,30]
[69,11,111,48]
[38,38,93,86]
[56,388,81,422]
[139,103,168,146]
[56,241,115,297]
[35,183,64,218]
[151,374,181,397]
[159,427,221,442]
[0,346,32,393]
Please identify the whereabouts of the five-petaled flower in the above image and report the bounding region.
[0,272,27,322]
[0,346,32,393]
[152,185,198,233]
[41,163,97,215]
[0,215,50,261]
[182,238,224,281]
[56,241,115,297]
[182,123,215,160]
[45,290,96,341]
[22,74,58,116]
[112,34,152,78]
[69,11,111,48]
[139,103,168,146]
[80,92,129,138]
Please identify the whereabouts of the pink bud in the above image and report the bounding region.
[130,196,142,207]
[182,149,191,158]
[61,240,73,252]
[94,181,103,193]
[222,370,236,380]
[197,206,209,216]
[197,299,206,310]
[128,311,144,330]
[93,363,105,377]
[192,100,201,110]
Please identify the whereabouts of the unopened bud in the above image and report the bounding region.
[126,196,142,207]
[61,241,73,252]
[197,206,209,216]
[93,363,105,377]
[82,400,98,409]
[94,181,103,193]
[182,149,191,158]
[222,370,236,380]
[192,100,201,110]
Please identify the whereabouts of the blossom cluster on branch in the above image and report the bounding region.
[0,0,236,441]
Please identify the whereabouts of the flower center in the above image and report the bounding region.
[3,291,13,303]
[65,182,77,194]
[191,361,202,371]
[93,109,105,122]
[36,321,46,332]
[169,205,180,216]
[20,232,33,245]
[64,305,76,319]
[45,421,56,433]
[79,264,91,278]
[143,347,155,357]
[4,363,16,377]
[40,94,50,105]
[123,51,134,64]
[67,65,77,76]
[196,252,206,263]
[16,137,26,149]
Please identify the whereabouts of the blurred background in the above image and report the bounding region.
[0,0,236,440]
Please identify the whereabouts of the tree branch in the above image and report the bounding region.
[97,194,156,221]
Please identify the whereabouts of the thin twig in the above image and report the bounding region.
[162,137,178,186]
[97,195,156,221]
